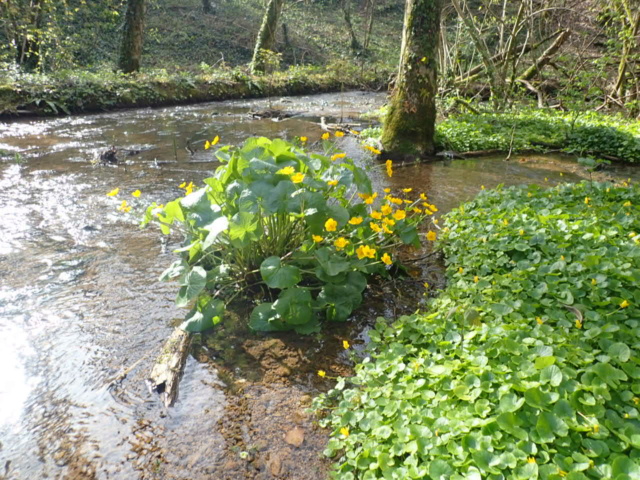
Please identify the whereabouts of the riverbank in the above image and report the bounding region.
[316,180,640,479]
[0,64,390,118]
[361,108,640,163]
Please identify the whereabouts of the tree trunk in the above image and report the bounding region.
[202,0,213,14]
[340,0,361,52]
[250,0,284,74]
[380,0,443,159]
[363,0,375,50]
[118,0,146,74]
[14,0,45,71]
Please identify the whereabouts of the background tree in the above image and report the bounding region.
[250,0,284,74]
[118,0,146,73]
[381,0,443,158]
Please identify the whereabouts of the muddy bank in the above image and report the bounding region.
[0,68,390,119]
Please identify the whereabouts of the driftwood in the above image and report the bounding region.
[147,327,191,408]
[319,116,361,134]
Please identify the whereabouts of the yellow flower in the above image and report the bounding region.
[370,222,382,233]
[106,188,119,197]
[519,229,524,235]
[592,424,599,433]
[527,457,536,464]
[575,319,583,329]
[502,219,509,226]
[380,205,392,216]
[623,201,632,207]
[335,131,345,138]
[393,210,406,221]
[211,135,220,146]
[312,235,323,243]
[362,192,378,205]
[350,130,360,135]
[381,253,392,265]
[474,276,479,283]
[389,197,403,205]
[560,172,564,176]
[317,370,326,377]
[356,245,377,259]
[383,224,393,234]
[382,217,395,226]
[426,231,437,241]
[300,136,308,143]
[620,300,630,308]
[276,166,295,175]
[349,217,363,225]
[424,208,433,215]
[331,153,347,162]
[433,219,439,224]
[458,267,464,274]
[424,282,429,289]
[325,218,338,232]
[327,180,338,186]
[545,177,548,182]
[334,237,349,250]
[321,132,330,140]
[560,255,565,261]
[364,145,381,155]
[117,200,131,213]
[527,192,532,198]
[402,188,412,193]
[290,172,305,183]
[481,185,485,190]
[536,317,544,325]
[204,140,211,150]
[340,427,350,437]
[131,189,141,198]
[412,207,422,214]
[591,278,597,285]
[403,199,412,204]
[383,188,391,193]
[386,159,393,178]
[370,211,382,220]
[420,193,428,200]
[180,181,195,195]
[585,197,590,204]
[342,340,350,349]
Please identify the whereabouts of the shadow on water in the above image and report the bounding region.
[0,91,639,480]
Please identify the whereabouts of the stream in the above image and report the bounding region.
[1,91,639,480]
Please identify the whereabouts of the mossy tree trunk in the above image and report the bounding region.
[380,0,443,159]
[250,0,284,74]
[202,0,213,14]
[118,0,145,74]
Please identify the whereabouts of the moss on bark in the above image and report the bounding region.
[118,0,146,74]
[380,0,442,159]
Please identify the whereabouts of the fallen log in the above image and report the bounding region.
[146,327,191,408]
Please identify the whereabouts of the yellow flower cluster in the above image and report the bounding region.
[204,135,219,150]
[180,181,195,195]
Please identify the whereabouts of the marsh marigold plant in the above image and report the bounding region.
[142,137,431,334]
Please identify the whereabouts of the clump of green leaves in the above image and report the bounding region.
[316,181,640,479]
[143,136,428,334]
[435,109,640,162]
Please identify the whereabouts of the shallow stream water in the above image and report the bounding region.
[1,92,638,480]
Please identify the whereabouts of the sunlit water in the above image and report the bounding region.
[0,92,638,480]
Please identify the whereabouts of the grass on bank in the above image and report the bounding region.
[315,181,640,479]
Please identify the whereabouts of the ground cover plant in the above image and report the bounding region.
[136,135,435,334]
[315,181,640,479]
[360,109,640,163]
